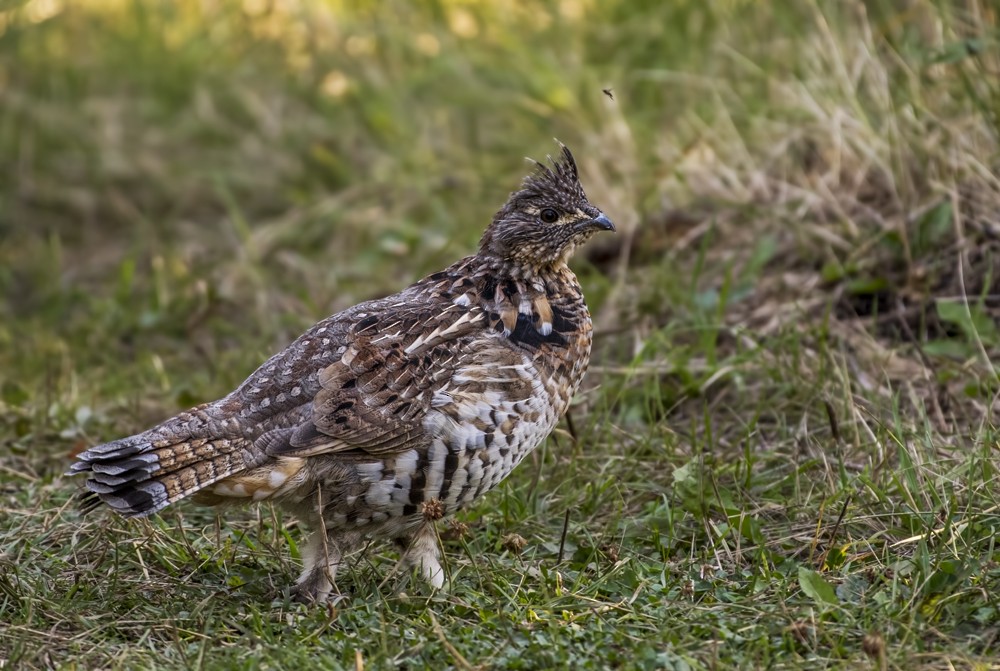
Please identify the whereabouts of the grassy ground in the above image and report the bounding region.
[2,0,999,668]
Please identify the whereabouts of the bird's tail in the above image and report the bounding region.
[67,406,251,517]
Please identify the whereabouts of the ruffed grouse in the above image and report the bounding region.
[69,145,614,603]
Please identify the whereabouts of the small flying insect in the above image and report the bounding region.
[602,88,614,101]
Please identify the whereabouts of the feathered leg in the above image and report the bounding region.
[399,524,444,589]
[292,529,361,604]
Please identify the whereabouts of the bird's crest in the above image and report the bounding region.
[518,143,585,203]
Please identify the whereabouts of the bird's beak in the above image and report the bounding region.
[587,213,616,232]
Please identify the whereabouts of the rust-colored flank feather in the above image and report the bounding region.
[69,144,615,603]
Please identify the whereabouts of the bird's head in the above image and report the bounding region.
[479,144,614,276]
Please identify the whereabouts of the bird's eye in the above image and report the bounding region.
[539,208,560,224]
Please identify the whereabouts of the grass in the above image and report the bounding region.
[2,0,1000,668]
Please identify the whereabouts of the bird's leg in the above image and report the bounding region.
[292,527,364,604]
[291,528,341,604]
[398,524,445,589]
[291,483,359,604]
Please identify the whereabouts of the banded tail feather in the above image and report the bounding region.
[69,432,250,517]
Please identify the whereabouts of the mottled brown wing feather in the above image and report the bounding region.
[267,302,490,459]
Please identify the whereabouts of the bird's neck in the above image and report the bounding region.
[475,251,569,285]
[462,255,580,343]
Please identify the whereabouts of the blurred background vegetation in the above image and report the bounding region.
[2,0,1000,668]
[3,0,995,423]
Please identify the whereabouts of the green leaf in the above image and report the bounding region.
[845,276,889,294]
[672,458,698,488]
[835,574,869,604]
[820,260,846,283]
[744,234,778,280]
[936,299,1000,346]
[728,512,764,545]
[923,339,974,359]
[798,567,838,605]
[913,201,952,255]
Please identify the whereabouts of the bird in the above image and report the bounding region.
[68,144,615,604]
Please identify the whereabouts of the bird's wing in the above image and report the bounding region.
[263,298,496,459]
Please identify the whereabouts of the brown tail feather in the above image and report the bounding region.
[69,433,251,517]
